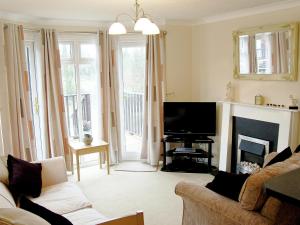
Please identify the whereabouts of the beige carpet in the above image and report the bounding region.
[114,161,157,172]
[72,164,213,225]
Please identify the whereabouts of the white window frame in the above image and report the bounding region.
[58,34,100,141]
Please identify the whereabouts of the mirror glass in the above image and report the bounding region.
[233,23,298,80]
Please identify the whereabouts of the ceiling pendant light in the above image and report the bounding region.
[142,22,160,35]
[109,22,127,35]
[109,0,160,35]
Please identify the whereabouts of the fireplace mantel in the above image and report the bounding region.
[219,101,300,172]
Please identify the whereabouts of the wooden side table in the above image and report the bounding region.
[69,139,109,181]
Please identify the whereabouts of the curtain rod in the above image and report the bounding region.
[23,27,167,35]
[23,28,99,34]
[58,30,99,34]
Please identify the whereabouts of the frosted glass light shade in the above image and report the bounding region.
[109,22,127,35]
[142,22,160,35]
[134,17,151,31]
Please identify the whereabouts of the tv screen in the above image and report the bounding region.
[163,102,216,136]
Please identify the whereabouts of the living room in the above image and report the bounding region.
[1,0,300,225]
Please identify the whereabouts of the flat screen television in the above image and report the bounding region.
[164,102,216,136]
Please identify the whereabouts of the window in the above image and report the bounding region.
[58,35,100,142]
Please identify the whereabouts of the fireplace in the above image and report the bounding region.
[219,102,300,172]
[236,135,270,173]
[231,116,279,173]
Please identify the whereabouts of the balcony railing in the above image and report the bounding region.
[64,92,144,139]
[64,94,91,138]
[123,91,144,137]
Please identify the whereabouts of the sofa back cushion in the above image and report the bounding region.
[7,155,42,198]
[239,152,300,211]
[0,156,9,185]
[0,183,16,208]
[0,208,50,225]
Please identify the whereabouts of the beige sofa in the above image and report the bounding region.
[175,152,300,225]
[0,156,144,225]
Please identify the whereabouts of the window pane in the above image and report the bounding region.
[62,64,76,95]
[61,64,79,138]
[256,32,272,74]
[80,43,96,59]
[79,63,98,135]
[122,47,146,93]
[239,35,250,74]
[59,43,72,59]
[64,94,79,138]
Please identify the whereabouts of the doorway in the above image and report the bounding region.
[118,35,146,160]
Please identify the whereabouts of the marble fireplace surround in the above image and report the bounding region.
[219,101,300,172]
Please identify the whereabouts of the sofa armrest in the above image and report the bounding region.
[175,182,272,225]
[263,152,278,167]
[37,157,68,187]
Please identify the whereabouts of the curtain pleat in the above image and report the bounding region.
[0,23,36,161]
[99,31,122,164]
[248,35,257,74]
[141,34,166,166]
[272,31,289,74]
[40,29,71,170]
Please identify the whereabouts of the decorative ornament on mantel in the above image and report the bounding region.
[109,0,160,35]
[289,94,298,110]
[225,82,233,101]
[255,94,264,105]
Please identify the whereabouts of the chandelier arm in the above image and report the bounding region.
[143,13,154,22]
[116,13,135,22]
[138,8,145,17]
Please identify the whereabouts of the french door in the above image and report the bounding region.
[24,38,44,160]
[118,35,146,160]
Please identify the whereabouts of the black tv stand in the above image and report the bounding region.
[161,135,214,173]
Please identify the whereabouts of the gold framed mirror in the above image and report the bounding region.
[233,23,299,81]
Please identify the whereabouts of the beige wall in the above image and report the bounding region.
[191,6,300,105]
[165,25,193,101]
[191,7,300,165]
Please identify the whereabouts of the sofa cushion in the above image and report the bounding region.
[0,208,50,225]
[63,208,107,225]
[264,146,292,167]
[0,183,16,208]
[7,155,42,198]
[20,196,72,225]
[206,171,249,201]
[260,197,282,222]
[239,153,300,211]
[30,182,92,215]
[0,156,9,185]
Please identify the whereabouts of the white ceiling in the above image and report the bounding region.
[0,0,299,25]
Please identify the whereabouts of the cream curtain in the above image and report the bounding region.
[248,35,257,74]
[272,31,289,74]
[99,31,122,164]
[141,34,166,166]
[40,29,71,170]
[0,23,36,161]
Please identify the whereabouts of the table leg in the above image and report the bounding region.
[71,150,74,175]
[106,148,110,175]
[99,152,102,169]
[76,154,80,181]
